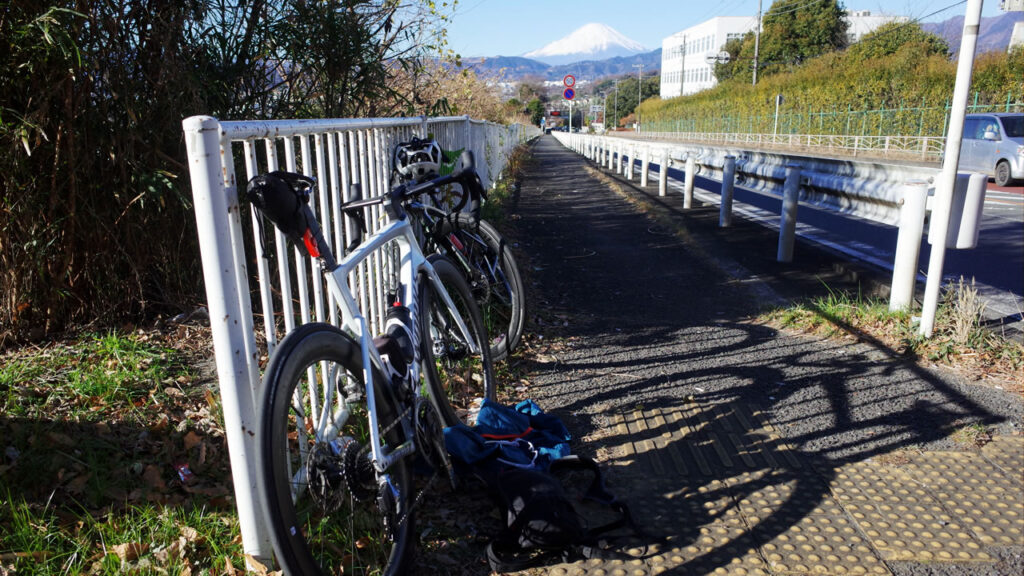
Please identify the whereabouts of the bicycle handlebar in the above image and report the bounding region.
[245,152,485,269]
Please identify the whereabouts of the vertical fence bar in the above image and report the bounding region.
[182,116,272,566]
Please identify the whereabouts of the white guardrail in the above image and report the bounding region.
[549,131,986,313]
[181,114,538,565]
[552,131,940,227]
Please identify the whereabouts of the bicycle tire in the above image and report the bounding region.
[257,323,413,576]
[420,254,497,427]
[437,213,526,362]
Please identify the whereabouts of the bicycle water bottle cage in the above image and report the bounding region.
[393,138,442,182]
[246,171,314,244]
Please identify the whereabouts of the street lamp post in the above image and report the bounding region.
[633,63,643,132]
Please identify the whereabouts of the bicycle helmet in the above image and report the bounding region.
[393,137,443,181]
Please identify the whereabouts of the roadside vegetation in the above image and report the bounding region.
[638,0,1023,136]
[0,324,246,575]
[0,1,528,345]
[760,277,1024,394]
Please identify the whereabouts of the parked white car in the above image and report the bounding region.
[959,113,1023,187]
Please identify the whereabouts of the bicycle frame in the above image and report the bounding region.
[317,214,481,475]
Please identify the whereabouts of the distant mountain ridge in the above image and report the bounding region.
[921,11,1023,56]
[460,11,1022,84]
[463,49,662,82]
[523,23,647,66]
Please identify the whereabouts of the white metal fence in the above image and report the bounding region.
[181,114,537,565]
[629,130,946,161]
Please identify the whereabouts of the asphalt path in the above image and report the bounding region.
[484,134,1023,576]
[411,135,1022,576]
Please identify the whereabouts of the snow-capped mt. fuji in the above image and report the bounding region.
[524,23,647,66]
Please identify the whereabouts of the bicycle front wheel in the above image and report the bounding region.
[420,254,497,427]
[438,213,526,362]
[257,323,413,576]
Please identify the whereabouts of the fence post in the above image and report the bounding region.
[683,156,696,208]
[641,147,650,187]
[720,155,736,227]
[182,116,273,566]
[659,148,669,197]
[889,180,929,311]
[777,164,802,262]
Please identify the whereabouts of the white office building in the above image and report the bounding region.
[660,16,756,99]
[846,10,908,43]
[660,11,907,99]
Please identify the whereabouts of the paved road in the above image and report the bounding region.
[416,135,1023,576]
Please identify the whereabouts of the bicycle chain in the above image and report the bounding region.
[357,402,444,537]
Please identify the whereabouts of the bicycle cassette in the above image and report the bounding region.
[415,397,456,489]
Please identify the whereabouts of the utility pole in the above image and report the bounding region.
[633,63,643,132]
[614,79,619,129]
[680,34,687,96]
[753,0,762,85]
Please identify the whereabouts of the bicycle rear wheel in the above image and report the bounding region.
[257,323,413,576]
[420,254,497,427]
[438,213,526,362]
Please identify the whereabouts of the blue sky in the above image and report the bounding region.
[444,0,1006,58]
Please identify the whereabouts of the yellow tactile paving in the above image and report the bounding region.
[590,405,1021,575]
[902,451,1024,547]
[981,436,1024,482]
[759,515,890,575]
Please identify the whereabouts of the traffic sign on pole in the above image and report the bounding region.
[563,87,575,100]
[563,74,576,88]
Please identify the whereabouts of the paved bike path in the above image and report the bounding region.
[490,135,1023,576]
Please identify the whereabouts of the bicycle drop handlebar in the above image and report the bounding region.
[245,151,485,270]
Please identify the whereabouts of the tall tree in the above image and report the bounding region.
[715,0,849,84]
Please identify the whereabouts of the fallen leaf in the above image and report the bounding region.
[66,473,91,495]
[183,431,203,451]
[222,558,238,576]
[142,465,166,491]
[110,542,149,562]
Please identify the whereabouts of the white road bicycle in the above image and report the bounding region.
[248,158,496,576]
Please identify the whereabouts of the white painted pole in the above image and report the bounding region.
[641,147,650,187]
[777,164,802,262]
[920,0,984,337]
[182,116,272,566]
[659,149,669,196]
[720,155,736,227]
[889,180,929,311]
[683,156,696,208]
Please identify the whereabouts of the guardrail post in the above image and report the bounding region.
[624,146,633,180]
[607,141,614,170]
[720,155,736,227]
[641,147,650,187]
[777,164,802,262]
[889,180,929,311]
[659,149,669,197]
[683,156,696,208]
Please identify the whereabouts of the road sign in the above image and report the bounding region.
[563,87,575,100]
[590,105,603,113]
[563,74,576,88]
